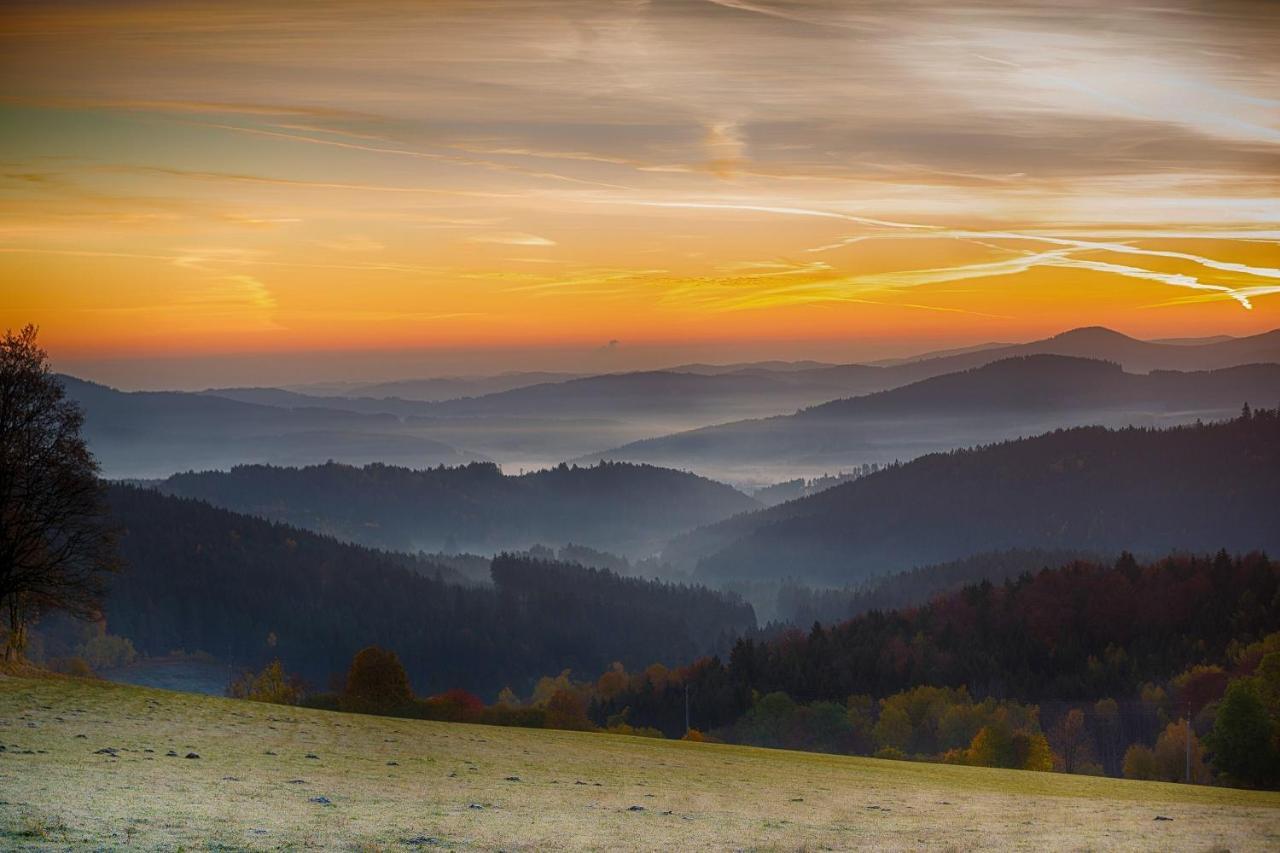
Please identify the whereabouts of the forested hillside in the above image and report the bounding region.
[772,548,1097,627]
[672,409,1280,583]
[575,551,1280,785]
[92,486,755,696]
[159,459,758,556]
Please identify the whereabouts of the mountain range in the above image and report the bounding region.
[62,326,1280,481]
[59,376,488,479]
[587,355,1280,483]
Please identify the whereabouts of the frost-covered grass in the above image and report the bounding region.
[1,674,1277,850]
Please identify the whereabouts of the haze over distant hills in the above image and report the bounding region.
[666,411,1280,585]
[62,326,1280,481]
[588,355,1280,484]
[287,371,586,402]
[157,459,759,557]
[208,327,1280,422]
[59,376,487,479]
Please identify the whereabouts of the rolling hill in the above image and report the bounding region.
[666,409,1280,584]
[213,327,1280,423]
[157,459,760,556]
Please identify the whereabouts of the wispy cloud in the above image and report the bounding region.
[468,232,557,247]
[7,0,1280,358]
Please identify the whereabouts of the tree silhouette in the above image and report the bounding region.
[0,325,117,660]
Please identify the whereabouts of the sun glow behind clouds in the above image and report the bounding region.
[1,0,1278,371]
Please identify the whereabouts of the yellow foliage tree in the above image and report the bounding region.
[227,659,303,705]
[1122,743,1156,780]
[1153,719,1210,783]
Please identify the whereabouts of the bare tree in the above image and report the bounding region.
[0,325,118,660]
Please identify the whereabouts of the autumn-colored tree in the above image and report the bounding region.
[1048,708,1098,774]
[873,699,912,754]
[595,662,629,702]
[643,662,672,691]
[1019,731,1056,772]
[1228,631,1280,675]
[965,714,1054,771]
[544,687,595,731]
[530,669,575,707]
[340,646,414,715]
[228,659,304,705]
[1093,698,1124,776]
[872,685,973,756]
[419,688,484,722]
[1152,719,1210,783]
[1172,665,1229,717]
[1122,744,1156,780]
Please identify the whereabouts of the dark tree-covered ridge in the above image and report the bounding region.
[97,485,755,697]
[673,409,1280,583]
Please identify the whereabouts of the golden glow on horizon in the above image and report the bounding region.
[2,0,1278,370]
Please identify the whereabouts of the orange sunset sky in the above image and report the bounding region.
[3,0,1279,387]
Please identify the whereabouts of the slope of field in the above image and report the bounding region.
[2,676,1277,850]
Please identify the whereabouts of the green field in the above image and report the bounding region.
[1,675,1277,850]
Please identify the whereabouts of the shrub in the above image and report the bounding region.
[299,692,340,712]
[416,688,484,722]
[480,705,546,728]
[606,723,664,738]
[77,633,137,670]
[47,656,97,678]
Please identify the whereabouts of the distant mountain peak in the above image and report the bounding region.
[1046,326,1136,344]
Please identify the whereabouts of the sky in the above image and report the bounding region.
[3,0,1279,388]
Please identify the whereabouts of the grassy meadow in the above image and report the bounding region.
[1,674,1277,850]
